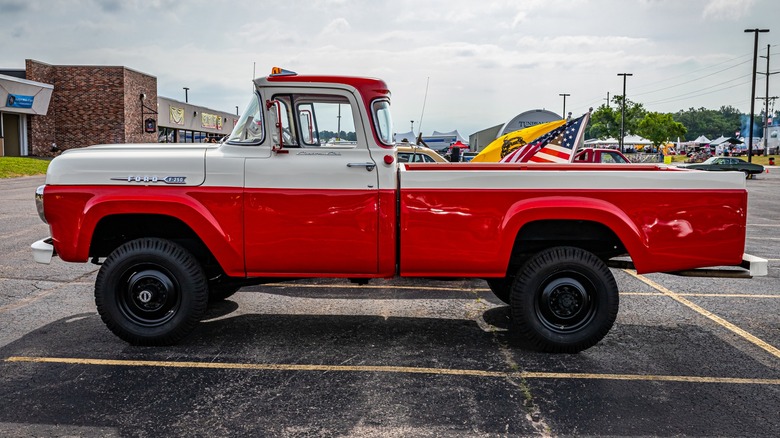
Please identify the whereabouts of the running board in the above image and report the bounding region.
[607,253,768,279]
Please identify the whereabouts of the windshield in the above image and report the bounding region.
[604,152,629,164]
[700,157,717,164]
[227,94,264,145]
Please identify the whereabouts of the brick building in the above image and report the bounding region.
[23,59,158,156]
[1,60,240,157]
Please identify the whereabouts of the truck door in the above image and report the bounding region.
[243,89,380,276]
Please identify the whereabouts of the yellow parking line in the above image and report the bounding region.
[5,356,780,385]
[676,293,780,299]
[0,287,62,314]
[625,270,780,361]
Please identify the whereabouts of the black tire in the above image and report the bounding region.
[486,278,512,305]
[95,238,208,346]
[510,246,618,353]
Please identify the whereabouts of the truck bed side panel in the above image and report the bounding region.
[399,166,747,276]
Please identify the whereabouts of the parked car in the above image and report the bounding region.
[682,156,764,178]
[573,148,631,164]
[461,152,478,162]
[396,145,449,163]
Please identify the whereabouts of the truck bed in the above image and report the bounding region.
[398,163,747,276]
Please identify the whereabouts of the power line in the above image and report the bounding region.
[632,59,751,97]
[572,54,756,113]
[631,52,753,92]
[571,44,780,114]
[644,75,751,106]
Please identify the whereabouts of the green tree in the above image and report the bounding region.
[587,104,618,139]
[586,96,646,139]
[672,106,741,141]
[636,112,687,147]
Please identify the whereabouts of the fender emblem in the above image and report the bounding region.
[110,176,187,184]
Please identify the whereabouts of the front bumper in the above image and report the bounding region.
[31,237,55,264]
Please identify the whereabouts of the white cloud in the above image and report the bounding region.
[702,0,756,20]
[321,18,351,36]
[1,0,777,136]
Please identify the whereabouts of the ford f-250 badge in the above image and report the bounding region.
[110,176,187,184]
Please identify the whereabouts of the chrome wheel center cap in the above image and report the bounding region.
[138,290,153,303]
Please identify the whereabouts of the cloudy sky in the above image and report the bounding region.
[1,0,777,137]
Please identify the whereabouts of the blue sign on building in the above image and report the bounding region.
[6,94,35,109]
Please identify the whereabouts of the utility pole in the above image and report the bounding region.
[559,93,570,119]
[604,92,610,109]
[744,28,769,162]
[617,73,633,153]
[183,87,189,103]
[758,44,779,153]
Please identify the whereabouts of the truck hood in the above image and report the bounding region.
[45,143,216,186]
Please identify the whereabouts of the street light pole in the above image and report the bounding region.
[744,28,769,162]
[758,44,779,154]
[617,73,633,154]
[559,93,570,119]
[183,87,190,103]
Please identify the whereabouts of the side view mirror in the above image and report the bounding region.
[265,99,288,154]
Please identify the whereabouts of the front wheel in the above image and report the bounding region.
[510,246,618,353]
[95,238,208,345]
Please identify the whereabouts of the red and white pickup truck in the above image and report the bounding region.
[32,69,767,352]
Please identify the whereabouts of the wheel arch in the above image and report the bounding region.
[498,196,650,275]
[76,196,244,277]
[90,214,229,279]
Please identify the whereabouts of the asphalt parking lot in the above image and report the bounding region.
[0,172,778,437]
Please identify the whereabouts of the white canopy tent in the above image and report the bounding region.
[623,135,652,145]
[431,130,468,144]
[393,131,417,143]
[693,135,711,144]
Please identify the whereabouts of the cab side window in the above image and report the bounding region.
[273,94,358,148]
[298,97,357,147]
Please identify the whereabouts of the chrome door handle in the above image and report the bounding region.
[347,162,376,171]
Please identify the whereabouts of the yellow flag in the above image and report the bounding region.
[471,119,567,162]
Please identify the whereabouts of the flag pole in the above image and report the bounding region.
[567,109,592,162]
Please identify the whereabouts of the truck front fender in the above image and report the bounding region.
[46,186,245,277]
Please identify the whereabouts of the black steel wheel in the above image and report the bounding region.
[95,238,208,345]
[510,246,618,353]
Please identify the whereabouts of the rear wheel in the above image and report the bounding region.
[95,238,208,345]
[510,246,618,353]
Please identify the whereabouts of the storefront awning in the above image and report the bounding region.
[0,73,53,116]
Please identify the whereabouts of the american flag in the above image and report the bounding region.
[500,113,590,163]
